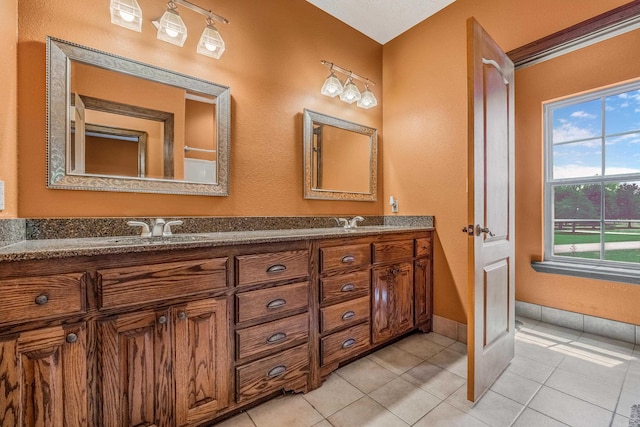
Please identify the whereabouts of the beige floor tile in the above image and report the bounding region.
[611,414,631,427]
[516,316,540,329]
[302,373,364,417]
[490,371,542,405]
[577,332,635,356]
[403,361,466,400]
[445,388,524,427]
[515,339,566,368]
[428,347,467,378]
[327,396,409,427]
[528,386,613,427]
[368,344,423,375]
[393,333,446,360]
[214,412,256,427]
[368,377,441,425]
[505,355,555,384]
[311,421,332,427]
[247,394,323,427]
[512,408,568,427]
[448,341,467,355]
[336,357,396,393]
[413,402,490,427]
[422,332,456,347]
[533,322,583,341]
[546,367,621,411]
[616,371,640,416]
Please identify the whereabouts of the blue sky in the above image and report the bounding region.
[551,89,640,179]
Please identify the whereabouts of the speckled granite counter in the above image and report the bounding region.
[0,225,434,263]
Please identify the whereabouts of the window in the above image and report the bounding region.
[544,81,640,272]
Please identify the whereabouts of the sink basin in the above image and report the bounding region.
[102,234,214,246]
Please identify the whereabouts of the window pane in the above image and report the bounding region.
[552,139,602,179]
[605,89,640,135]
[553,221,600,260]
[552,99,601,144]
[553,184,601,220]
[605,134,640,176]
[604,181,640,220]
[604,221,640,263]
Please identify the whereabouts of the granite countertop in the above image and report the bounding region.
[0,225,434,262]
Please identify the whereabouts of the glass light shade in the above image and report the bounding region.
[357,88,378,109]
[320,72,343,97]
[339,78,361,104]
[197,24,225,59]
[110,0,143,32]
[157,9,188,47]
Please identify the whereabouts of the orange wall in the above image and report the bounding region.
[515,30,640,325]
[382,0,630,323]
[0,0,18,218]
[17,0,382,217]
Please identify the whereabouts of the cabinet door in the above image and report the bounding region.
[415,258,433,331]
[174,298,230,427]
[0,324,87,427]
[372,263,414,345]
[99,309,172,427]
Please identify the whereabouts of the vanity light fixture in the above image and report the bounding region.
[111,0,229,58]
[320,60,377,109]
[110,0,143,32]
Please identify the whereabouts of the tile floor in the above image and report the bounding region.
[217,317,640,426]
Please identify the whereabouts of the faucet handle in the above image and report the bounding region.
[349,216,365,228]
[335,218,349,228]
[127,220,151,237]
[163,220,183,237]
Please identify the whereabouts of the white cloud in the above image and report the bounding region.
[570,111,596,119]
[553,164,601,179]
[553,122,596,142]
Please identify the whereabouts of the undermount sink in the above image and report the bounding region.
[102,234,213,246]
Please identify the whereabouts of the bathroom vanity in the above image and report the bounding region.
[0,226,432,426]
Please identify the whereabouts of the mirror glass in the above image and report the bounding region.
[303,109,377,201]
[47,37,230,196]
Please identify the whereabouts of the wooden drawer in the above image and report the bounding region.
[0,272,86,326]
[236,343,309,402]
[373,240,413,264]
[416,237,432,258]
[98,258,227,310]
[236,281,309,324]
[321,322,370,367]
[236,250,309,287]
[236,313,309,360]
[320,244,370,272]
[320,270,370,304]
[320,296,370,334]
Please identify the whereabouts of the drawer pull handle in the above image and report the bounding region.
[267,365,287,378]
[341,311,356,321]
[178,311,187,320]
[266,299,286,309]
[35,295,48,305]
[341,255,356,264]
[267,264,287,273]
[340,283,355,292]
[342,338,356,349]
[266,332,287,344]
[66,333,78,344]
[158,315,168,325]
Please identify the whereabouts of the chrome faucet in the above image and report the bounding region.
[335,217,349,228]
[127,218,183,237]
[348,216,364,228]
[127,220,151,237]
[151,219,166,237]
[162,220,183,237]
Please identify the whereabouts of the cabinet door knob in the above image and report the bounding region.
[341,311,356,321]
[35,295,48,305]
[266,264,287,273]
[341,255,356,264]
[178,311,187,320]
[266,298,286,309]
[340,283,355,292]
[267,365,287,378]
[341,338,356,349]
[266,332,287,344]
[158,315,168,324]
[66,333,78,344]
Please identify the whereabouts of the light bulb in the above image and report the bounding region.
[119,10,135,22]
[205,42,218,52]
[166,27,179,38]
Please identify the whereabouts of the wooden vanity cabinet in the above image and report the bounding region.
[414,237,433,332]
[371,262,414,345]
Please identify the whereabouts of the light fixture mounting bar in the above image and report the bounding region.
[321,60,375,86]
[173,0,229,24]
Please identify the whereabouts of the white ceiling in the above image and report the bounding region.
[305,0,456,44]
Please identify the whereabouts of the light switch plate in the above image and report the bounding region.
[0,180,4,211]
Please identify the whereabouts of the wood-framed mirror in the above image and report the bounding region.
[47,37,230,196]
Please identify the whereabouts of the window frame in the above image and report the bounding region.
[543,79,640,275]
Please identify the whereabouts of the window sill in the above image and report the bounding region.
[531,261,640,285]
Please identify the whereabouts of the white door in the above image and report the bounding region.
[466,17,515,402]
